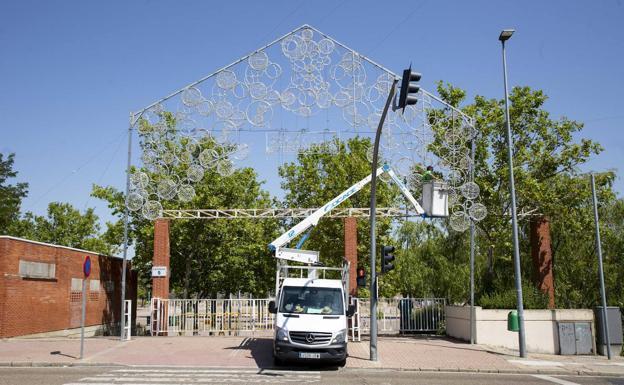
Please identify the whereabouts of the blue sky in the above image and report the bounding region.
[1,0,623,230]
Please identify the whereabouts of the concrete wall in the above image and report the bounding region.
[446,305,595,354]
[0,236,137,338]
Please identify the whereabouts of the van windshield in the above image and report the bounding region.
[279,286,344,315]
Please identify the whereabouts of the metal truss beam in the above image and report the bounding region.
[160,207,416,220]
[160,207,540,220]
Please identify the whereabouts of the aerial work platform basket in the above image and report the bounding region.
[422,181,449,217]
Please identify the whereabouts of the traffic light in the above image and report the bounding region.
[397,66,421,111]
[381,245,395,274]
[356,267,366,288]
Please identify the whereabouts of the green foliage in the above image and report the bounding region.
[0,153,28,234]
[388,82,623,311]
[479,282,550,309]
[552,191,624,308]
[0,152,117,255]
[11,202,117,255]
[394,221,469,302]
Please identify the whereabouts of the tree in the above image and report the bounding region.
[0,153,28,234]
[418,82,617,309]
[395,221,469,301]
[13,202,117,255]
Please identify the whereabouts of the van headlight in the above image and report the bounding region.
[276,327,289,341]
[332,329,347,344]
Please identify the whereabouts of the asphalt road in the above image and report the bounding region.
[1,367,624,385]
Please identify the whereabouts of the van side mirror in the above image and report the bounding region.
[268,300,277,314]
[346,304,356,317]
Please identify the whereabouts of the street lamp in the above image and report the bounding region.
[499,29,514,42]
[499,28,527,358]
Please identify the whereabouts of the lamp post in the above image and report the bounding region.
[499,28,527,358]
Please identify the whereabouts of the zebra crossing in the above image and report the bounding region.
[63,367,322,384]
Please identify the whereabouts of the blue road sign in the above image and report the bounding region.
[83,256,91,278]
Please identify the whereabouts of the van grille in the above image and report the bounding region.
[289,331,332,345]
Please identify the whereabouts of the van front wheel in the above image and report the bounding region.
[273,355,284,366]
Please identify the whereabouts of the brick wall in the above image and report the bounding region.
[152,219,170,300]
[0,236,137,338]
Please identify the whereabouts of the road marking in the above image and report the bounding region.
[64,367,321,384]
[508,359,564,366]
[532,374,580,385]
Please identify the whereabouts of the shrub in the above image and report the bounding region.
[479,285,549,309]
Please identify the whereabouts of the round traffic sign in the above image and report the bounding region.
[83,256,91,277]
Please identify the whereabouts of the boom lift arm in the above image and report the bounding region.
[269,164,425,263]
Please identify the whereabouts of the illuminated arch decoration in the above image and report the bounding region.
[128,24,485,231]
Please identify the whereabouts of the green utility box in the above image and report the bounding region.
[507,310,519,332]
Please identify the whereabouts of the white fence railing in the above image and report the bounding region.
[150,297,445,336]
[150,298,275,336]
[123,299,132,340]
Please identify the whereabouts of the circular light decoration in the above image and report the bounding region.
[216,70,237,90]
[249,51,269,71]
[130,172,150,189]
[449,211,471,232]
[460,181,480,200]
[157,178,177,200]
[186,164,205,182]
[182,87,204,107]
[177,184,196,202]
[142,200,163,221]
[468,202,488,221]
[130,25,485,229]
[216,159,235,177]
[198,149,219,168]
[127,192,145,211]
[161,150,176,165]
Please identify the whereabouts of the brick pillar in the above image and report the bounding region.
[530,216,555,308]
[152,219,170,300]
[344,217,358,296]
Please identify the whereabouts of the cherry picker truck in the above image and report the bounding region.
[266,163,446,365]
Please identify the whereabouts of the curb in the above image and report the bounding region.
[1,362,623,377]
[339,366,624,377]
[0,362,126,368]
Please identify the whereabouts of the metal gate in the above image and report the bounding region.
[150,297,445,336]
[150,298,275,336]
[355,298,446,334]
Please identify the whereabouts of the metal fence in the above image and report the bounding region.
[354,298,446,334]
[150,297,445,336]
[150,298,275,336]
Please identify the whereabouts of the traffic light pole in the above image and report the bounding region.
[369,78,398,362]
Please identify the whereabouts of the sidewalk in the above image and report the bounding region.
[1,336,623,376]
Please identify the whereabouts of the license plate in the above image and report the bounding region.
[299,352,321,359]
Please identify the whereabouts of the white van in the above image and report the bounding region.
[268,277,355,366]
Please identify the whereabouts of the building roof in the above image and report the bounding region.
[0,235,123,260]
